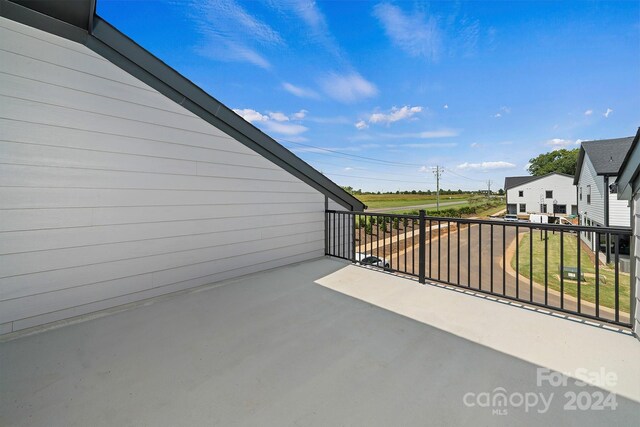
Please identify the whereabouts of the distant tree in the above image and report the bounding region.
[341,186,354,194]
[527,148,579,176]
[498,188,505,195]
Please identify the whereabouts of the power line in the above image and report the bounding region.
[324,172,436,185]
[281,139,425,167]
[445,168,485,182]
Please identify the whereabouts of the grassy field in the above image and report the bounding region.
[511,231,630,313]
[357,193,468,209]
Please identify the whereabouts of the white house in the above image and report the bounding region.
[504,173,576,216]
[574,136,633,260]
[0,1,363,335]
[613,127,640,336]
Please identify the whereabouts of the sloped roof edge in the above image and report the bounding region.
[1,0,364,211]
[504,172,573,191]
[574,136,634,185]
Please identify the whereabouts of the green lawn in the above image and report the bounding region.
[511,231,630,313]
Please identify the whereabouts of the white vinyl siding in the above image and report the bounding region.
[0,17,335,333]
[577,156,630,228]
[577,155,606,225]
[609,180,631,227]
[505,174,576,215]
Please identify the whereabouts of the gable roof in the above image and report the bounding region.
[1,0,365,211]
[614,128,640,200]
[504,172,573,191]
[573,136,634,184]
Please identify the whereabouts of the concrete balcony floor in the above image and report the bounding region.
[1,257,638,426]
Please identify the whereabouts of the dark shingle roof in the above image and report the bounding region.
[582,137,634,175]
[504,176,538,190]
[574,137,634,184]
[504,172,573,190]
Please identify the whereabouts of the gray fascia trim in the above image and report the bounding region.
[0,0,87,43]
[573,147,586,185]
[88,17,363,211]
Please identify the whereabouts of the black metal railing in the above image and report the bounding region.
[325,209,633,329]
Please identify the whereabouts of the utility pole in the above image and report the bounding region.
[486,180,492,198]
[432,166,444,212]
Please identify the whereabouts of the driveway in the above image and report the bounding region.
[358,221,627,324]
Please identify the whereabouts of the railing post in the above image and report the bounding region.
[324,196,329,256]
[419,210,426,284]
[351,212,356,263]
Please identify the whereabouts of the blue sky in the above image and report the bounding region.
[98,0,640,192]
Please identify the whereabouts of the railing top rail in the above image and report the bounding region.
[325,210,632,235]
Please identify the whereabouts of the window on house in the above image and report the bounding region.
[553,204,567,214]
[540,204,547,213]
[518,190,524,197]
[579,187,582,201]
[545,190,553,198]
[519,204,526,213]
[587,185,591,204]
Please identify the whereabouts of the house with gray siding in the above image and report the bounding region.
[504,172,576,216]
[0,0,363,334]
[614,128,640,336]
[574,136,633,260]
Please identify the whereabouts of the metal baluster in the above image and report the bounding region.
[544,229,548,305]
[468,223,471,287]
[577,231,581,313]
[614,234,620,323]
[490,224,494,293]
[560,230,564,309]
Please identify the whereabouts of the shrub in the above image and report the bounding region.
[365,223,372,235]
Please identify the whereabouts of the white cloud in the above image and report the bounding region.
[271,0,345,61]
[373,3,440,60]
[282,82,320,99]
[233,108,269,123]
[191,0,283,69]
[457,161,516,171]
[344,167,354,171]
[388,142,457,149]
[234,108,308,136]
[306,115,351,124]
[268,112,290,122]
[443,104,449,109]
[381,129,459,139]
[545,138,581,148]
[319,72,378,103]
[418,166,430,173]
[470,142,479,148]
[584,109,593,116]
[368,105,423,125]
[355,120,369,130]
[493,106,511,118]
[292,109,307,120]
[604,108,613,118]
[262,121,308,136]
